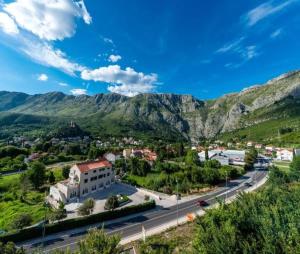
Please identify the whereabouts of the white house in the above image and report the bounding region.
[276,149,294,161]
[104,153,121,164]
[48,159,115,208]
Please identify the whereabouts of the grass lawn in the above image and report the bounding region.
[274,161,291,172]
[125,172,160,187]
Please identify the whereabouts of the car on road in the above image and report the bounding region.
[244,182,253,187]
[197,200,209,207]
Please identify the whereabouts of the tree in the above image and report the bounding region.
[76,228,121,254]
[27,161,46,189]
[289,155,300,180]
[0,242,26,254]
[77,198,95,216]
[48,171,56,184]
[185,150,199,166]
[105,195,119,210]
[62,165,71,179]
[11,213,32,230]
[19,173,31,200]
[244,148,258,171]
[205,148,209,161]
[50,202,67,221]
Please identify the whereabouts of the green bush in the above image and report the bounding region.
[0,200,155,243]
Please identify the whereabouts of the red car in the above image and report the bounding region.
[197,200,209,207]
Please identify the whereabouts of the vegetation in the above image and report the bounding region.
[0,201,156,243]
[0,174,45,232]
[105,195,119,211]
[10,214,32,230]
[124,150,244,195]
[75,228,121,254]
[77,198,95,216]
[0,146,28,173]
[192,156,300,254]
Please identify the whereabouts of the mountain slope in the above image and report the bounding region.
[0,70,300,141]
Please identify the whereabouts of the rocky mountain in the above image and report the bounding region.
[0,70,300,141]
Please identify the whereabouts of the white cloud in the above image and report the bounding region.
[216,38,258,62]
[243,0,296,27]
[70,88,87,95]
[0,12,19,35]
[102,36,115,46]
[81,65,157,96]
[243,45,258,60]
[58,82,68,87]
[216,37,244,53]
[37,73,48,81]
[108,54,122,63]
[3,0,92,41]
[270,28,282,38]
[21,39,85,75]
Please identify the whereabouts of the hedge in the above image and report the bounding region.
[0,200,155,243]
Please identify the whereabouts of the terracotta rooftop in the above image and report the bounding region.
[75,160,112,173]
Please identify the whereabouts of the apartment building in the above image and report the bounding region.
[48,159,115,207]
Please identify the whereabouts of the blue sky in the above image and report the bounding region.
[0,0,299,99]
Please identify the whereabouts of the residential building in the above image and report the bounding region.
[104,152,121,164]
[247,141,254,147]
[123,149,132,158]
[276,149,294,161]
[48,159,115,208]
[255,144,264,149]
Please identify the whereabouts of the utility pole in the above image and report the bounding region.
[176,178,179,226]
[225,171,228,201]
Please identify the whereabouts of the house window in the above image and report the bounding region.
[93,170,96,173]
[82,188,88,195]
[70,191,77,198]
[103,174,106,177]
[84,172,88,175]
[99,183,104,188]
[106,181,110,186]
[92,185,96,191]
[98,174,103,179]
[107,173,110,176]
[84,179,88,183]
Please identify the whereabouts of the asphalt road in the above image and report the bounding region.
[21,168,268,253]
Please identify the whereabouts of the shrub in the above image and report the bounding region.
[105,196,119,210]
[0,201,156,243]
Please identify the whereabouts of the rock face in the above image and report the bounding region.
[0,70,300,141]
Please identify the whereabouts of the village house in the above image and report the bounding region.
[48,159,115,208]
[276,148,294,161]
[255,144,264,149]
[104,152,121,164]
[247,141,254,147]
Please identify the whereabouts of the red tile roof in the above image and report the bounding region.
[75,160,112,173]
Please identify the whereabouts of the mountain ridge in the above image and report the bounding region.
[1,70,300,141]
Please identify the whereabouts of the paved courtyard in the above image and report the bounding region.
[64,182,147,219]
